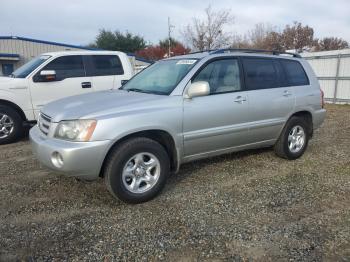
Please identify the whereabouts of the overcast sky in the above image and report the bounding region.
[1,0,349,47]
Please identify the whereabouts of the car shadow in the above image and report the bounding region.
[166,147,273,189]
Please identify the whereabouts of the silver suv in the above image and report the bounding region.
[30,49,326,203]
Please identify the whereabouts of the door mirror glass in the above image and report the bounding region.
[35,70,56,82]
[186,81,210,99]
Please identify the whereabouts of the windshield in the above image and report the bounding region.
[122,59,198,95]
[11,55,51,78]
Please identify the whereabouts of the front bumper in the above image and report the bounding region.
[29,126,111,180]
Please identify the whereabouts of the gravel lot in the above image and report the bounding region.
[0,104,349,261]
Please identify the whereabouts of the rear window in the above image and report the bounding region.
[89,55,124,76]
[280,59,309,86]
[242,58,281,90]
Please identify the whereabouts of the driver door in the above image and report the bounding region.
[29,55,93,119]
[183,58,251,157]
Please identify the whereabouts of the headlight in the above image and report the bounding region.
[54,120,97,142]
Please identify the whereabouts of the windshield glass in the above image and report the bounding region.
[11,55,51,78]
[122,59,198,95]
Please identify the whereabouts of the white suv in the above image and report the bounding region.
[0,51,134,144]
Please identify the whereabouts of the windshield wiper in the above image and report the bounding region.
[126,88,167,95]
[126,88,148,93]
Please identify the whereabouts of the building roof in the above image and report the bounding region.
[0,35,153,64]
[0,36,96,50]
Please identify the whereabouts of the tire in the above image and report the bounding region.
[0,106,24,145]
[104,137,170,204]
[274,116,310,160]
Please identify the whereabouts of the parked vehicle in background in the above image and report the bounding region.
[0,51,133,144]
[30,49,326,203]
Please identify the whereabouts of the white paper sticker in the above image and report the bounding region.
[176,59,196,65]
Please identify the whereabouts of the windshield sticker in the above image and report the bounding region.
[176,60,196,65]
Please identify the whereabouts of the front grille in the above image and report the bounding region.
[38,112,51,136]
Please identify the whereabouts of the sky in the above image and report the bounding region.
[1,0,349,47]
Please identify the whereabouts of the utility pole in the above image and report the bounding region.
[168,17,175,58]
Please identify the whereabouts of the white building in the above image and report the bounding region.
[0,36,151,76]
[301,49,350,104]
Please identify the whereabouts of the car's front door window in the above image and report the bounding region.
[193,59,242,94]
[42,55,85,81]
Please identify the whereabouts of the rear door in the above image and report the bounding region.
[86,55,125,91]
[183,58,251,157]
[29,55,93,118]
[241,57,295,142]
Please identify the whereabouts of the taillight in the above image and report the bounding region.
[320,89,325,108]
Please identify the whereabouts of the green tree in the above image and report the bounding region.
[91,29,147,53]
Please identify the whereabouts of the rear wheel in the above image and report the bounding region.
[274,116,310,160]
[0,106,24,145]
[104,137,170,203]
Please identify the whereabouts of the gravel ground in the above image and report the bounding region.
[0,104,349,261]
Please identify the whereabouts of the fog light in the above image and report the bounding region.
[51,151,64,168]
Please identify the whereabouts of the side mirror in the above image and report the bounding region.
[39,70,56,82]
[121,80,128,85]
[185,81,210,99]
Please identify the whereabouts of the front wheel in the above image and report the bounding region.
[104,137,170,203]
[274,116,310,160]
[0,106,24,145]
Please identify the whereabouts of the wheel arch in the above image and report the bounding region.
[0,99,27,121]
[278,110,314,137]
[99,129,179,177]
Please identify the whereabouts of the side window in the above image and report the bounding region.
[281,59,309,86]
[43,55,85,80]
[89,55,124,76]
[242,58,280,90]
[193,59,242,94]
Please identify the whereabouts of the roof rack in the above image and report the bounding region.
[210,48,301,58]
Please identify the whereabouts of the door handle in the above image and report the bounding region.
[283,90,292,97]
[81,82,92,88]
[234,96,247,103]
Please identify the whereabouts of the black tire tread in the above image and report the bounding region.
[0,105,24,145]
[104,137,170,203]
[274,116,310,160]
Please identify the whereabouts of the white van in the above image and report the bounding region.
[0,51,134,144]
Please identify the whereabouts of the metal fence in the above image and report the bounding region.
[303,51,350,104]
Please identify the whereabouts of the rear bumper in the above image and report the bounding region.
[313,108,326,130]
[29,126,111,180]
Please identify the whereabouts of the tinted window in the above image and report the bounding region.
[193,59,241,94]
[242,58,280,90]
[90,55,124,76]
[43,55,85,80]
[281,59,309,86]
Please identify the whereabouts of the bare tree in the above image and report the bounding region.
[231,23,284,51]
[248,23,273,49]
[315,37,349,51]
[182,6,234,51]
[281,21,315,52]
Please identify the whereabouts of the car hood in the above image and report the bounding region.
[0,77,26,89]
[42,89,172,122]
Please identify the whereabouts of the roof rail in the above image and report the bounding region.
[187,49,217,55]
[210,48,301,58]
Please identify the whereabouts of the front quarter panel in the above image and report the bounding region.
[90,96,184,159]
